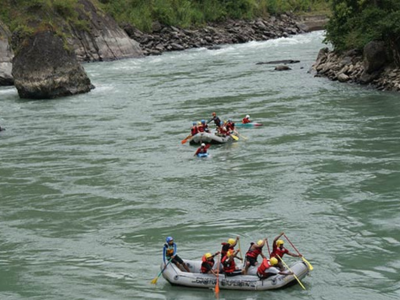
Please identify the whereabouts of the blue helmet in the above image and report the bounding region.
[192,122,196,125]
[166,236,174,243]
[201,119,206,124]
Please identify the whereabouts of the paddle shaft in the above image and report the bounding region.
[276,254,306,290]
[283,233,301,256]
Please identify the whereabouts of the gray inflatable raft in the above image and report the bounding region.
[161,259,310,291]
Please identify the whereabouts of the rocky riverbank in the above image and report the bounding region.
[123,14,315,56]
[312,42,400,92]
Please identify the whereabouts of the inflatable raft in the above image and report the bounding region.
[189,132,234,145]
[161,259,310,291]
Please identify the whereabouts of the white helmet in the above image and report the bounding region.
[246,115,250,118]
[201,143,205,147]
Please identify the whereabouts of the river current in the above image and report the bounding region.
[1,31,399,300]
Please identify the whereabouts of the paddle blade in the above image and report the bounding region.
[150,277,158,284]
[181,135,192,144]
[302,257,314,271]
[231,134,239,141]
[215,283,219,295]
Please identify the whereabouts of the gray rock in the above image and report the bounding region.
[363,40,387,74]
[68,0,143,62]
[275,65,291,71]
[12,30,94,99]
[0,20,14,86]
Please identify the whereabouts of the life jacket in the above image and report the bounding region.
[257,258,272,277]
[191,126,198,135]
[226,122,235,131]
[246,243,262,259]
[213,116,222,127]
[200,256,215,273]
[164,243,174,257]
[242,118,251,124]
[198,125,205,132]
[222,255,236,273]
[270,246,288,259]
[221,242,234,258]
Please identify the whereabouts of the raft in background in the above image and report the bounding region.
[161,259,310,291]
[235,122,263,127]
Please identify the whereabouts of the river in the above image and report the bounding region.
[1,31,399,300]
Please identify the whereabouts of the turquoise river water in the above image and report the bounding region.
[1,31,399,300]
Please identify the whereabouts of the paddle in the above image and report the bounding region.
[150,259,172,284]
[283,233,314,271]
[214,255,220,296]
[238,239,243,259]
[276,254,306,290]
[181,135,192,144]
[237,132,248,140]
[231,134,239,141]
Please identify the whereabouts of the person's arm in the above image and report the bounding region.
[173,243,177,256]
[163,246,167,263]
[287,249,302,257]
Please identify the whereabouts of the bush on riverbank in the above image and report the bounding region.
[97,0,330,32]
[325,0,400,65]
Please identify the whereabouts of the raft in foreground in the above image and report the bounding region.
[235,122,263,127]
[161,259,310,291]
[189,132,234,145]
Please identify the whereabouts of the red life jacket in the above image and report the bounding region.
[198,125,205,132]
[242,118,251,124]
[257,258,272,277]
[246,243,262,259]
[200,255,215,273]
[222,255,236,273]
[191,126,198,135]
[226,122,235,131]
[270,246,288,259]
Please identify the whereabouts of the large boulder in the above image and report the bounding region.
[363,41,387,74]
[70,0,143,61]
[12,30,93,99]
[0,20,14,86]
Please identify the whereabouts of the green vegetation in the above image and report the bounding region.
[97,0,330,32]
[325,0,400,61]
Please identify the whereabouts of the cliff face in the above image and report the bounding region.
[12,30,94,99]
[0,20,14,86]
[312,41,400,92]
[69,0,143,62]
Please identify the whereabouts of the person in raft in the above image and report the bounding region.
[222,249,246,276]
[244,238,267,274]
[270,232,302,271]
[201,251,220,275]
[208,112,222,128]
[242,115,252,123]
[257,255,293,279]
[163,236,191,272]
[194,143,210,156]
[220,236,242,260]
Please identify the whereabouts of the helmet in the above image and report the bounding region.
[270,257,278,265]
[192,122,196,125]
[228,238,236,246]
[246,115,250,118]
[205,253,213,259]
[201,143,205,147]
[257,240,264,246]
[166,236,173,243]
[201,119,206,124]
[212,112,216,116]
[198,121,201,125]
[276,239,284,246]
[227,249,234,257]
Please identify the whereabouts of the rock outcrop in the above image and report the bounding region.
[69,0,143,62]
[312,42,400,92]
[124,14,308,56]
[12,30,94,99]
[0,20,14,86]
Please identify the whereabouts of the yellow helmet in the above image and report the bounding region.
[198,121,201,125]
[257,240,264,246]
[205,252,212,259]
[227,249,234,257]
[270,257,278,265]
[228,238,236,246]
[276,239,284,246]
